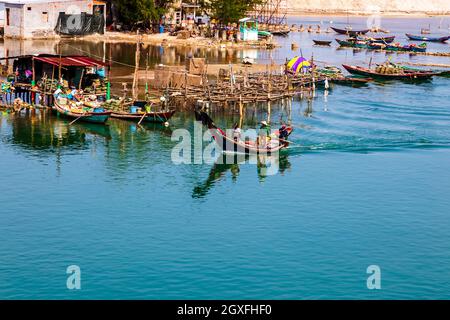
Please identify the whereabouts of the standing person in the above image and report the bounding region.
[233,123,241,142]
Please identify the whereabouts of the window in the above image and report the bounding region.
[42,12,48,23]
[27,7,32,11]
[6,8,10,26]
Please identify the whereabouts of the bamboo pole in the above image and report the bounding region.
[132,31,141,101]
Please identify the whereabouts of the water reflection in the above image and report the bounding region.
[192,153,291,199]
[2,109,90,152]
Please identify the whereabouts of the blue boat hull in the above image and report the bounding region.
[406,34,450,42]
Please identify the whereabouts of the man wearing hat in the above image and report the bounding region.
[279,123,289,146]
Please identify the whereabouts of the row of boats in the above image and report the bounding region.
[53,96,176,125]
[330,27,450,42]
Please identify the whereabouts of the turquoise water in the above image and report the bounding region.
[1,16,450,299]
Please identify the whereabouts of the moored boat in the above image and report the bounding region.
[105,99,176,124]
[367,35,396,43]
[271,30,290,37]
[342,64,438,80]
[405,34,450,42]
[336,39,368,49]
[313,40,332,46]
[54,98,111,124]
[331,26,370,36]
[111,109,176,123]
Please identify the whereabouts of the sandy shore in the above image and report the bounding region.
[78,32,277,49]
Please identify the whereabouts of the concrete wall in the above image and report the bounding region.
[4,4,24,38]
[288,0,450,14]
[4,0,95,39]
[0,3,5,27]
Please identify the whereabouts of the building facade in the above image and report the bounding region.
[3,0,106,39]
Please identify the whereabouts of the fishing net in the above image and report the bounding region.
[55,13,105,36]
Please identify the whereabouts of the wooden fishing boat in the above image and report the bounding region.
[336,39,368,49]
[313,40,332,46]
[367,42,386,50]
[54,98,111,124]
[209,127,293,155]
[408,43,428,53]
[271,30,290,37]
[342,64,438,80]
[385,43,427,53]
[110,109,176,123]
[195,111,293,155]
[368,35,396,43]
[331,26,370,36]
[331,76,373,85]
[406,34,450,42]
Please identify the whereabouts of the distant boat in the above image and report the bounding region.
[258,30,272,39]
[405,34,450,42]
[367,35,396,44]
[271,30,290,37]
[313,40,332,46]
[331,26,370,36]
[336,39,369,49]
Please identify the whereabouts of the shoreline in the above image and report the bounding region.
[287,10,450,17]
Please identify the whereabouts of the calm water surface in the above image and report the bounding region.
[1,16,450,299]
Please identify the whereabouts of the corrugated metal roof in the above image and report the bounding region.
[33,56,108,67]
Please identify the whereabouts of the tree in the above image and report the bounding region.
[203,0,262,24]
[113,0,174,27]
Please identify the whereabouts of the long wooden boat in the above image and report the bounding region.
[110,109,176,123]
[54,98,111,124]
[406,34,450,42]
[342,64,437,80]
[271,30,290,37]
[195,111,293,154]
[331,76,373,85]
[336,39,368,49]
[368,36,396,43]
[331,26,370,36]
[313,40,332,46]
[209,127,293,155]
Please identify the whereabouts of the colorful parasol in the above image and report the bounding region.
[287,56,311,73]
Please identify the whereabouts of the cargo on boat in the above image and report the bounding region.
[54,97,111,124]
[342,63,438,80]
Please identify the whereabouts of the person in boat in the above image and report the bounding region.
[67,87,79,101]
[232,123,241,142]
[279,124,289,145]
[257,121,271,147]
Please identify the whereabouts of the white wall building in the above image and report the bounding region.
[2,0,106,39]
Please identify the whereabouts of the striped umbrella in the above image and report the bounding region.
[287,56,311,73]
